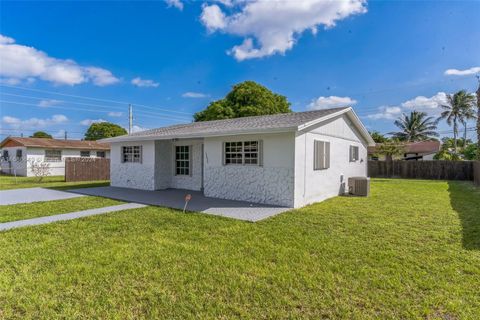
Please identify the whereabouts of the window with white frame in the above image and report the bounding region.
[122,146,142,163]
[224,141,260,165]
[80,151,90,157]
[96,151,106,158]
[314,140,330,170]
[45,150,62,162]
[175,145,190,175]
[16,149,22,160]
[349,145,359,162]
[2,150,9,161]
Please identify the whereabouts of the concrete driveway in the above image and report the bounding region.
[71,187,292,222]
[0,187,85,205]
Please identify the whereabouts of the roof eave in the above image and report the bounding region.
[101,127,298,143]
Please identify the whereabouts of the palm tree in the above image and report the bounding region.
[438,90,476,152]
[461,103,476,142]
[390,111,439,142]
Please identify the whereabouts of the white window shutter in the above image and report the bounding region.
[325,141,330,169]
[259,140,263,166]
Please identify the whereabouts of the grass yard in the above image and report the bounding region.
[0,179,479,319]
[0,196,123,223]
[0,175,109,190]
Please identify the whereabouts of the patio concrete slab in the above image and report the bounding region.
[0,187,85,206]
[0,203,146,231]
[71,187,292,222]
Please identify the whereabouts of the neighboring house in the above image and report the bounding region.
[103,107,375,208]
[368,140,441,161]
[0,137,110,176]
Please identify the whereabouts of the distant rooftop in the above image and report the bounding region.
[0,137,110,150]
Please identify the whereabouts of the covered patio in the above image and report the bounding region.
[71,186,292,222]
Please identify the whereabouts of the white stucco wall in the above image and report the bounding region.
[170,139,203,191]
[294,114,368,207]
[203,132,295,207]
[0,147,110,177]
[110,141,156,190]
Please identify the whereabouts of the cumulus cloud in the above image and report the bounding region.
[166,0,184,10]
[444,67,480,76]
[366,106,402,120]
[400,92,447,115]
[108,111,123,117]
[182,91,209,98]
[38,99,62,107]
[200,0,367,60]
[80,118,107,126]
[308,96,357,110]
[2,114,68,129]
[131,125,148,133]
[366,92,449,120]
[131,77,159,88]
[0,34,119,86]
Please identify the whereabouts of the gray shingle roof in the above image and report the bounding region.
[128,107,349,139]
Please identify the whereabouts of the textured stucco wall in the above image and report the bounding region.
[170,139,203,191]
[110,141,155,190]
[203,132,295,207]
[294,114,368,207]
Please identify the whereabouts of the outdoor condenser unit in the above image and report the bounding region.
[348,177,370,196]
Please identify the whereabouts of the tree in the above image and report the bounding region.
[30,131,52,139]
[84,122,127,141]
[476,77,480,160]
[438,90,476,153]
[28,159,51,182]
[194,81,291,121]
[369,131,389,143]
[462,143,478,160]
[375,140,406,162]
[390,111,439,142]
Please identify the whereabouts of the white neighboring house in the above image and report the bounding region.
[0,137,110,177]
[102,107,375,208]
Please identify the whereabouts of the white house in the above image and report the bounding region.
[103,107,375,208]
[0,137,110,176]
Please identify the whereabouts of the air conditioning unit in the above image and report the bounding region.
[348,177,370,196]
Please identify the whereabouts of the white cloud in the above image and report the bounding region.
[308,96,357,110]
[366,92,449,120]
[108,111,123,117]
[131,125,148,133]
[200,0,367,60]
[366,106,402,120]
[80,118,107,126]
[400,92,447,115]
[444,67,480,76]
[0,34,119,86]
[166,0,184,10]
[131,77,159,88]
[38,99,62,107]
[2,114,68,129]
[182,91,209,98]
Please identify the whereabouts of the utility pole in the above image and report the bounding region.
[476,75,480,160]
[64,131,68,140]
[129,104,133,134]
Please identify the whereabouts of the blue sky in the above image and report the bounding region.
[0,0,479,140]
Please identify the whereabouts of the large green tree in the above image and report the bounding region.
[390,111,439,142]
[30,131,53,139]
[194,81,291,121]
[369,131,389,143]
[438,90,476,153]
[84,122,127,141]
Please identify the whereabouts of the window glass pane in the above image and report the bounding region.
[175,145,190,175]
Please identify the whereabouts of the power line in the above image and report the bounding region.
[0,84,194,115]
[0,100,188,123]
[0,92,192,121]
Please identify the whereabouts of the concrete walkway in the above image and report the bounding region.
[0,187,85,205]
[0,203,146,231]
[71,187,292,222]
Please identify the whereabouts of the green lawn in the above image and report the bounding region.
[0,179,479,319]
[0,196,123,223]
[0,175,109,190]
